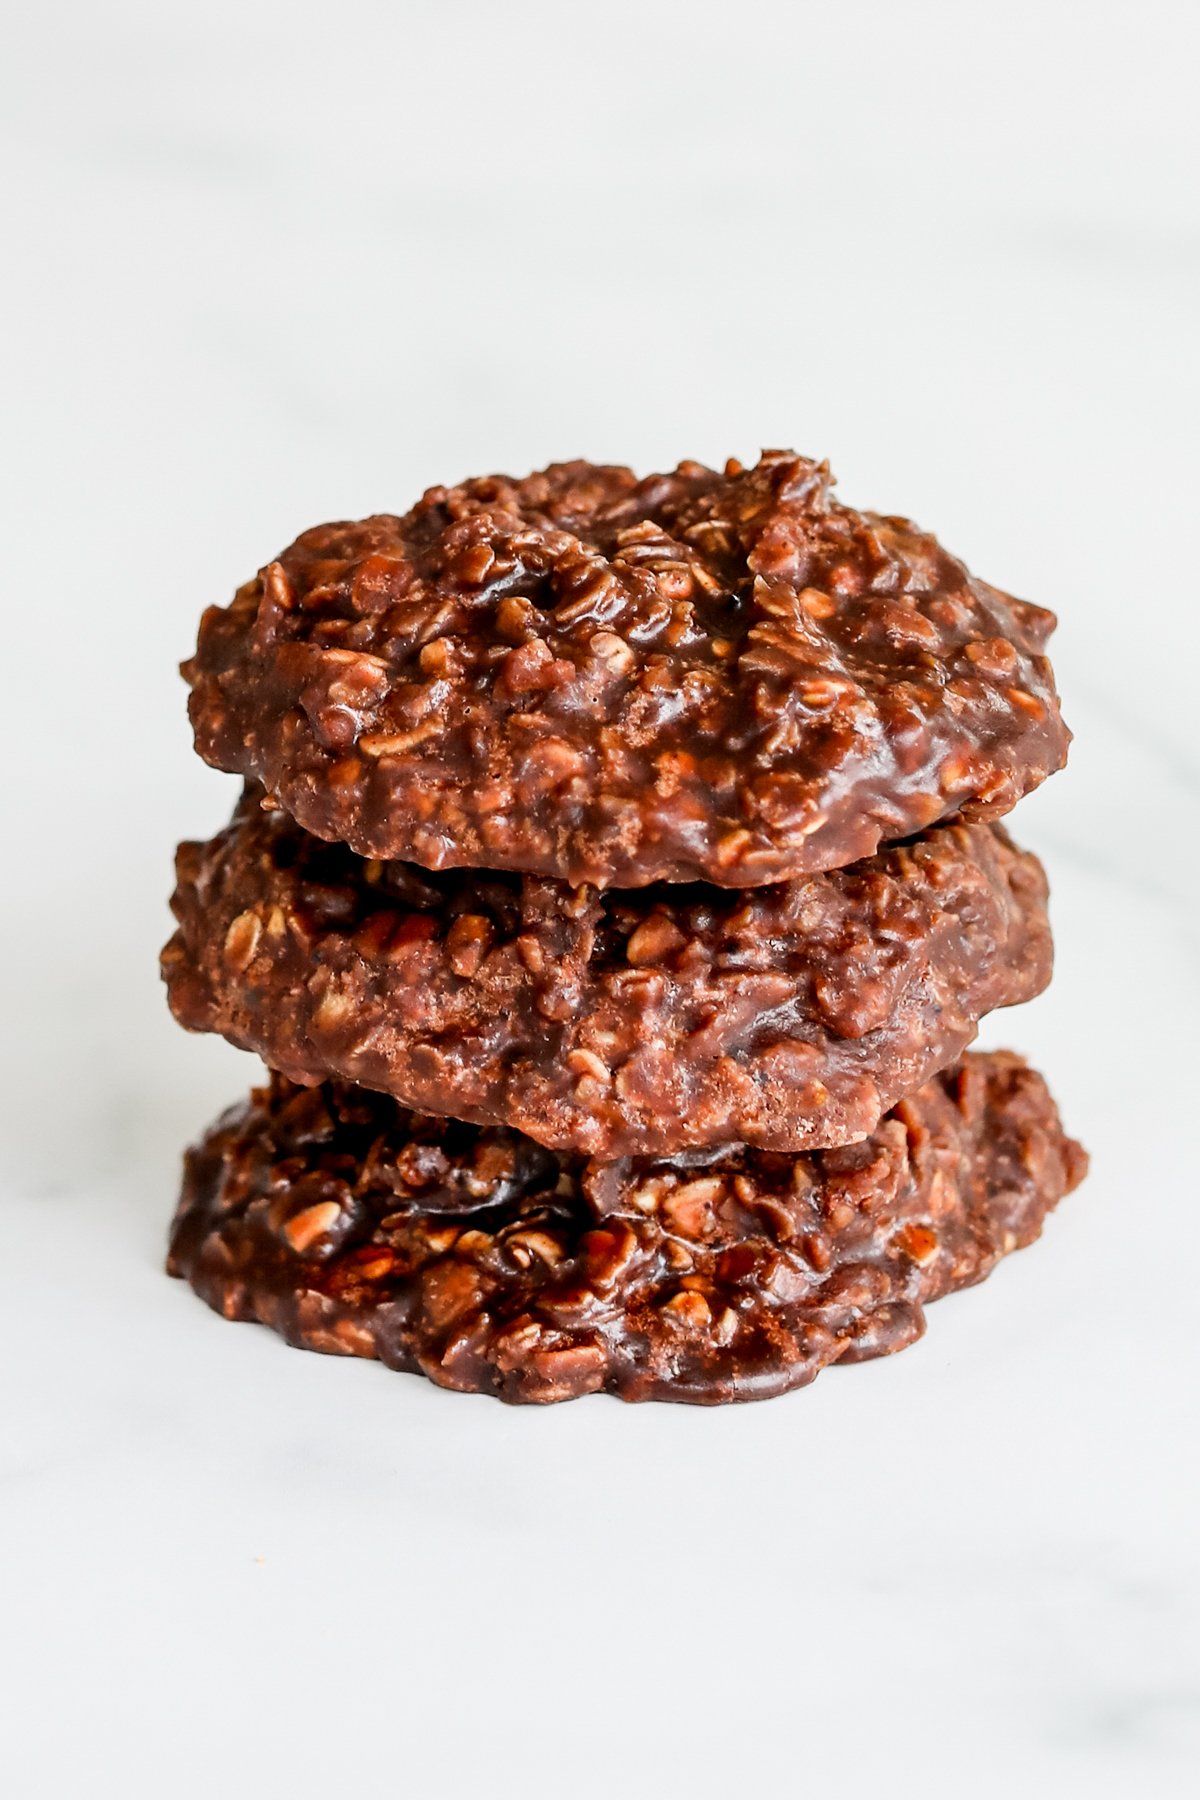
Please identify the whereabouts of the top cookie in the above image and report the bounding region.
[185,452,1069,888]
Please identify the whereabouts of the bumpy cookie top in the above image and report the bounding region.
[185,452,1069,887]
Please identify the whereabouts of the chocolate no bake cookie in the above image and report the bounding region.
[185,453,1069,888]
[164,788,1053,1157]
[168,1052,1086,1405]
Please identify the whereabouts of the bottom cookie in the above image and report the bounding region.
[169,1053,1086,1404]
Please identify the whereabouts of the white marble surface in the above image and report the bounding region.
[3,3,1199,1795]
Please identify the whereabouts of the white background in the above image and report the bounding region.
[2,3,1198,1795]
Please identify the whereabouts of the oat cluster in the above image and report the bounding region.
[171,1057,1086,1403]
[164,787,1052,1157]
[165,452,1085,1403]
[185,452,1069,888]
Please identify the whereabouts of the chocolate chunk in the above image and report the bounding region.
[163,786,1053,1157]
[184,453,1069,888]
[168,1053,1087,1405]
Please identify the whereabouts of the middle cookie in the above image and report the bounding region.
[163,787,1052,1158]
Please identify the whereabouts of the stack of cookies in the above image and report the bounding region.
[163,452,1086,1404]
